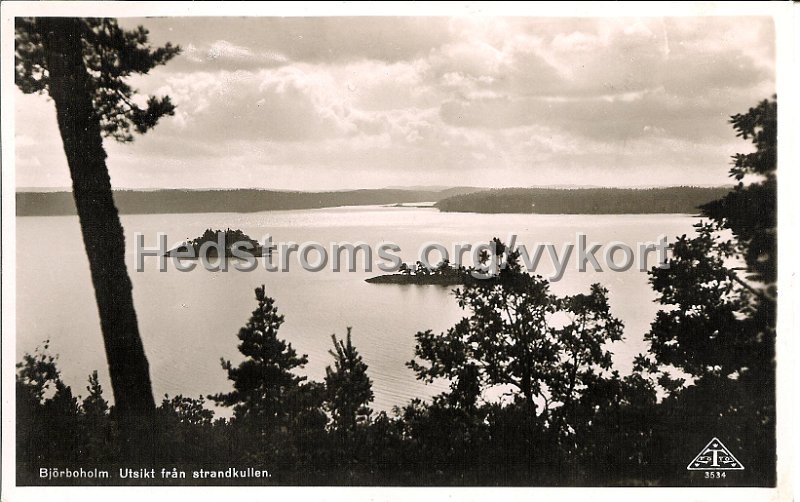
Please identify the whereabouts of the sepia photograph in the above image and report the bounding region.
[1,2,795,500]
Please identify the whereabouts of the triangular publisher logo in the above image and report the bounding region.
[686,437,745,471]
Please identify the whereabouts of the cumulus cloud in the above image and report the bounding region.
[15,16,775,190]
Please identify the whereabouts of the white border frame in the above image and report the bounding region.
[1,2,796,501]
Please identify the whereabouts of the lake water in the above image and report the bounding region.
[16,206,699,413]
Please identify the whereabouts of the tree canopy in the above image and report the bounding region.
[210,286,309,427]
[15,17,180,142]
[324,328,374,433]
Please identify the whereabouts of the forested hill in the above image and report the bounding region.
[16,187,483,216]
[18,186,732,216]
[434,186,731,214]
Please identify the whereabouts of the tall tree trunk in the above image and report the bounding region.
[39,18,156,457]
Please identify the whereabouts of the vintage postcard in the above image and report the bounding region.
[1,2,795,501]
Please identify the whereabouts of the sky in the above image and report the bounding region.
[14,16,775,190]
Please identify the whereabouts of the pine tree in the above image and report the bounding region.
[15,18,180,454]
[81,370,114,461]
[324,328,374,433]
[82,370,109,418]
[210,286,309,431]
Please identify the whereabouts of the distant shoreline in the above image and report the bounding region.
[434,186,729,215]
[16,186,729,217]
[15,187,483,217]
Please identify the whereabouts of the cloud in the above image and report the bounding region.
[432,17,774,145]
[16,16,775,190]
[126,17,456,69]
[178,40,290,71]
[438,83,769,143]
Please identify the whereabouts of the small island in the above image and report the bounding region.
[366,260,480,285]
[165,228,264,258]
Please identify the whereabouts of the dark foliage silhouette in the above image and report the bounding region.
[16,98,777,487]
[636,96,777,485]
[15,17,180,457]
